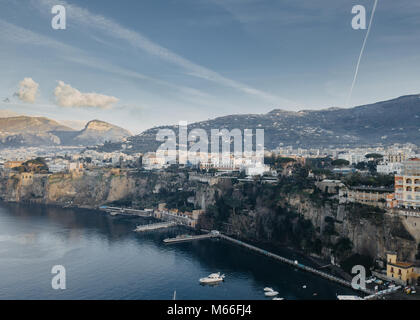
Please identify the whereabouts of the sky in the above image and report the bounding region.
[0,0,420,133]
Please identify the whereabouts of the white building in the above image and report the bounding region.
[377,162,403,175]
[142,152,168,170]
[338,152,367,165]
[395,158,420,209]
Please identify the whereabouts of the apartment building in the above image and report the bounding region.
[395,158,420,209]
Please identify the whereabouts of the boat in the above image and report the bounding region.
[199,272,225,284]
[264,287,274,292]
[264,290,279,297]
[337,295,363,300]
[272,297,284,300]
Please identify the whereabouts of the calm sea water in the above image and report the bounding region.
[0,202,357,300]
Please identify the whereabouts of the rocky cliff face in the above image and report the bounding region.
[287,194,417,261]
[0,170,418,263]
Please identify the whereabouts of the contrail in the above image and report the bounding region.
[347,0,379,107]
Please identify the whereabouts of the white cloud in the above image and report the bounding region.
[54,81,119,109]
[15,78,39,103]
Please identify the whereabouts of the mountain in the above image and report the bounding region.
[57,119,88,131]
[0,116,131,148]
[98,94,420,154]
[74,120,131,145]
[0,116,73,133]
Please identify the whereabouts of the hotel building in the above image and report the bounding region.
[395,158,420,209]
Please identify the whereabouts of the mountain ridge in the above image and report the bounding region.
[0,115,131,148]
[97,94,420,154]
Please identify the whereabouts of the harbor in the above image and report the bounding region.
[0,201,386,300]
[162,231,398,297]
[101,205,404,300]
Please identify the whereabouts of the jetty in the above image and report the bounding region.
[135,221,178,232]
[163,233,218,243]
[218,234,375,295]
[100,206,153,217]
[163,231,380,296]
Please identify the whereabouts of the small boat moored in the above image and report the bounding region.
[264,287,279,297]
[199,272,225,285]
[337,295,363,300]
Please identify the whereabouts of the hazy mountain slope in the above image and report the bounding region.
[0,116,74,133]
[73,120,132,145]
[0,116,131,148]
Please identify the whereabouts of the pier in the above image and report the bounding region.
[163,233,218,243]
[218,234,374,295]
[135,221,178,232]
[163,231,379,296]
[100,206,153,217]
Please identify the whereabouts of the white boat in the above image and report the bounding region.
[199,272,225,284]
[337,295,363,300]
[273,297,284,300]
[264,287,274,292]
[264,290,279,297]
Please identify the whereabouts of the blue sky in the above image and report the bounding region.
[0,0,420,133]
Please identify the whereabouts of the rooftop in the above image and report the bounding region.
[389,261,415,269]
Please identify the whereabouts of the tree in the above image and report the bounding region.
[365,153,383,160]
[331,159,350,167]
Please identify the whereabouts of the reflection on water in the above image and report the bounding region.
[0,202,356,300]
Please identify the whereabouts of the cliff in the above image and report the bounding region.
[0,169,418,265]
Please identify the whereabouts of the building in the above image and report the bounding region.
[386,193,398,209]
[395,158,420,209]
[245,164,270,176]
[339,186,392,208]
[332,167,356,175]
[376,162,403,175]
[386,252,418,285]
[20,172,34,186]
[4,161,23,169]
[142,152,168,170]
[387,153,408,163]
[338,153,366,165]
[315,180,344,194]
